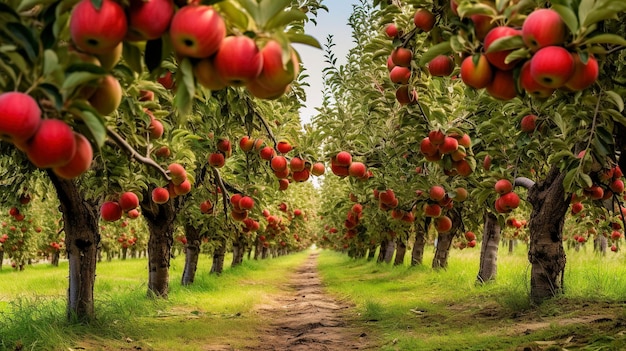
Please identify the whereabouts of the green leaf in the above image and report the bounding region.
[123,42,143,74]
[582,1,626,27]
[286,33,321,49]
[217,2,250,30]
[579,172,593,188]
[578,0,595,28]
[563,168,578,193]
[62,71,102,91]
[605,91,624,112]
[17,0,57,12]
[485,35,524,53]
[504,47,529,64]
[173,58,195,120]
[38,83,63,110]
[607,108,626,127]
[236,0,259,24]
[582,33,626,46]
[552,4,579,34]
[265,9,308,29]
[258,0,292,27]
[71,108,107,147]
[0,2,19,20]
[6,22,39,63]
[43,49,58,76]
[418,41,452,66]
[458,3,497,18]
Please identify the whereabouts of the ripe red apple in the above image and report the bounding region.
[52,132,93,179]
[484,26,522,71]
[290,157,305,172]
[126,0,174,41]
[413,9,435,32]
[494,179,513,194]
[259,146,275,160]
[252,40,299,94]
[311,162,325,176]
[460,55,493,89]
[455,159,473,176]
[454,187,468,202]
[149,118,164,139]
[391,47,413,67]
[499,192,520,211]
[471,14,495,41]
[208,152,225,168]
[200,200,213,214]
[101,201,123,221]
[26,119,77,169]
[486,69,517,101]
[395,85,418,105]
[278,178,289,190]
[429,185,446,201]
[0,92,42,144]
[610,179,624,194]
[564,53,599,91]
[277,140,293,154]
[69,0,127,55]
[169,5,225,58]
[217,138,231,155]
[519,61,555,98]
[465,231,476,241]
[438,137,459,154]
[435,215,453,233]
[522,9,566,52]
[194,58,227,91]
[239,136,255,152]
[152,187,170,204]
[119,192,140,212]
[127,209,140,219]
[389,66,411,84]
[155,146,171,158]
[428,55,454,77]
[335,151,352,166]
[168,163,187,185]
[530,46,575,88]
[158,71,175,90]
[387,55,396,71]
[456,134,471,148]
[429,130,446,145]
[384,23,399,38]
[520,114,537,133]
[483,154,492,170]
[239,196,255,210]
[271,156,288,172]
[348,162,367,178]
[571,202,583,214]
[292,169,310,182]
[88,74,122,116]
[214,35,263,86]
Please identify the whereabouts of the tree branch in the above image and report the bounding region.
[514,176,536,190]
[106,127,171,181]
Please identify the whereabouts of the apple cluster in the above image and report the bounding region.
[330,151,372,180]
[229,193,255,222]
[494,179,520,213]
[150,163,193,205]
[100,191,141,222]
[464,231,477,248]
[344,203,364,234]
[116,233,138,250]
[419,129,473,176]
[420,185,467,233]
[208,137,232,168]
[457,7,598,100]
[0,92,94,179]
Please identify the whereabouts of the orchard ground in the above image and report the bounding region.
[2,243,626,350]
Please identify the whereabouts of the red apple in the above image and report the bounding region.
[348,162,367,178]
[530,46,575,88]
[151,187,170,204]
[88,74,122,116]
[101,201,123,221]
[169,5,225,58]
[610,179,624,194]
[208,152,225,168]
[239,136,255,152]
[155,146,171,158]
[217,138,231,154]
[259,146,275,160]
[290,157,305,172]
[239,196,254,210]
[395,85,418,105]
[391,47,413,67]
[335,151,352,166]
[384,23,399,38]
[499,192,520,211]
[168,163,186,185]
[119,191,140,212]
[522,9,566,52]
[158,71,175,90]
[52,132,93,179]
[149,118,164,139]
[126,0,175,41]
[127,209,140,219]
[455,160,473,176]
[484,26,522,71]
[276,140,293,154]
[483,154,492,170]
[428,130,446,145]
[311,162,325,176]
[456,133,471,148]
[387,55,396,71]
[455,187,469,202]
[471,14,495,41]
[214,35,263,86]
[519,61,555,98]
[69,0,127,55]
[0,92,42,144]
[486,69,517,101]
[520,114,537,133]
[564,53,599,91]
[438,137,459,154]
[194,58,227,91]
[200,200,213,214]
[278,178,289,190]
[252,40,299,94]
[465,231,476,241]
[428,55,454,77]
[435,215,453,233]
[429,185,446,201]
[271,156,288,172]
[495,179,513,194]
[571,202,583,214]
[389,66,411,84]
[420,137,438,156]
[26,119,77,169]
[460,55,493,89]
[413,9,435,32]
[292,169,310,182]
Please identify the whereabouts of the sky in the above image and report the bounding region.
[293,1,360,125]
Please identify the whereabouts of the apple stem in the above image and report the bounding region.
[514,176,535,190]
[106,127,171,181]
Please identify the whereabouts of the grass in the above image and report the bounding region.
[0,251,310,350]
[317,244,626,350]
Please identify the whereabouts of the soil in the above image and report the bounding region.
[244,252,376,351]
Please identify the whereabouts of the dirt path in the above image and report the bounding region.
[246,251,375,351]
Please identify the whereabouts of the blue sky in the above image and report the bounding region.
[294,1,360,124]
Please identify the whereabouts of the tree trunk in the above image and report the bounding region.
[527,166,569,304]
[377,239,388,263]
[411,217,430,266]
[383,238,396,263]
[181,224,201,286]
[49,173,100,323]
[211,240,226,275]
[51,251,60,266]
[508,239,515,253]
[0,250,3,270]
[142,197,177,298]
[477,212,501,284]
[433,207,462,269]
[394,238,407,266]
[231,233,246,267]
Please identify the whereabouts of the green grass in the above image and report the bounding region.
[317,244,626,350]
[0,251,310,350]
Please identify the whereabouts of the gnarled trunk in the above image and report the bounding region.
[394,238,406,266]
[527,166,569,304]
[411,217,430,266]
[432,207,462,269]
[211,239,227,274]
[477,212,501,284]
[142,198,176,298]
[181,224,201,286]
[231,232,246,267]
[383,238,396,263]
[49,173,99,323]
[51,251,60,266]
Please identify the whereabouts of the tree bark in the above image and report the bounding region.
[181,224,201,286]
[394,238,407,266]
[0,250,4,270]
[411,217,430,266]
[51,251,60,266]
[477,212,501,284]
[231,232,246,267]
[48,173,100,323]
[527,166,569,304]
[377,238,388,263]
[383,238,396,263]
[142,197,176,298]
[211,240,227,275]
[432,208,462,269]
